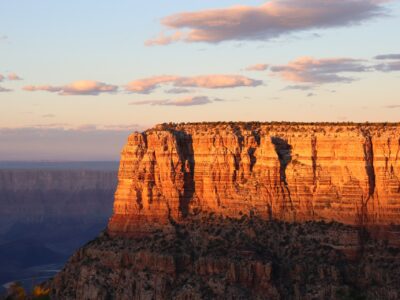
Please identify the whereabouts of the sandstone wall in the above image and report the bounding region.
[108,123,400,236]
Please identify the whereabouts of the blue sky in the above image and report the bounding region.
[0,0,399,159]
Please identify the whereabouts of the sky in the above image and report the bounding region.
[0,0,400,160]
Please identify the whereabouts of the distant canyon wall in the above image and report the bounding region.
[0,169,117,226]
[108,123,400,236]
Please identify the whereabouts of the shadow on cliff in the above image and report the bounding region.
[174,131,195,219]
[271,137,292,185]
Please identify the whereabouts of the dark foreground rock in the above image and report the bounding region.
[50,214,400,300]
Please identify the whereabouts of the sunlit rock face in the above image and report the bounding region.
[108,122,400,237]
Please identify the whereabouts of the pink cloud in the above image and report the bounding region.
[246,64,269,71]
[145,31,183,46]
[176,75,261,88]
[23,80,118,96]
[146,0,388,45]
[126,74,261,93]
[125,75,179,93]
[130,96,217,106]
[7,73,22,81]
[270,56,369,84]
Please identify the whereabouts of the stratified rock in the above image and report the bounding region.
[109,122,400,237]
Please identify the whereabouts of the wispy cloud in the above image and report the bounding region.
[130,96,220,106]
[283,85,315,91]
[0,72,23,82]
[270,56,369,84]
[245,64,269,71]
[373,53,400,72]
[384,104,400,109]
[23,80,118,96]
[0,86,12,92]
[146,0,389,45]
[145,31,183,46]
[125,75,179,94]
[7,73,22,81]
[126,75,262,94]
[42,114,55,118]
[374,53,400,60]
[375,61,400,72]
[164,88,193,94]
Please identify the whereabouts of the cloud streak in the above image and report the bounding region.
[375,61,400,72]
[0,86,12,92]
[0,72,23,82]
[270,56,369,84]
[374,53,400,60]
[23,80,118,96]
[245,64,269,71]
[130,96,219,106]
[146,0,389,45]
[126,75,262,93]
[7,73,22,81]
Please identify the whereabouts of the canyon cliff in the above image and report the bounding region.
[50,123,400,300]
[108,122,400,237]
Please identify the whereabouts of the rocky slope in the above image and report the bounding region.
[51,214,400,299]
[109,122,400,237]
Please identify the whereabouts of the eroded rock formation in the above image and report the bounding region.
[50,123,400,300]
[108,122,400,237]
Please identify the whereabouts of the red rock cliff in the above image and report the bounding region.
[108,123,400,236]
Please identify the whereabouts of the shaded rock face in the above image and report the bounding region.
[108,123,400,237]
[51,215,400,300]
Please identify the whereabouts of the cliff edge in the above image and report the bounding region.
[108,122,400,237]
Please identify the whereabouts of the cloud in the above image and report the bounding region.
[126,75,262,93]
[164,88,193,94]
[270,56,369,84]
[283,85,315,90]
[42,114,55,118]
[246,64,269,71]
[146,0,389,45]
[130,96,218,106]
[374,53,400,60]
[23,80,118,96]
[384,104,400,109]
[176,75,262,88]
[0,72,23,82]
[145,31,183,46]
[375,61,400,72]
[125,75,179,94]
[7,73,22,81]
[0,86,12,92]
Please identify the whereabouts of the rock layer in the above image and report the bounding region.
[108,122,400,237]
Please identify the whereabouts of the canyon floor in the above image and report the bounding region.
[51,212,400,300]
